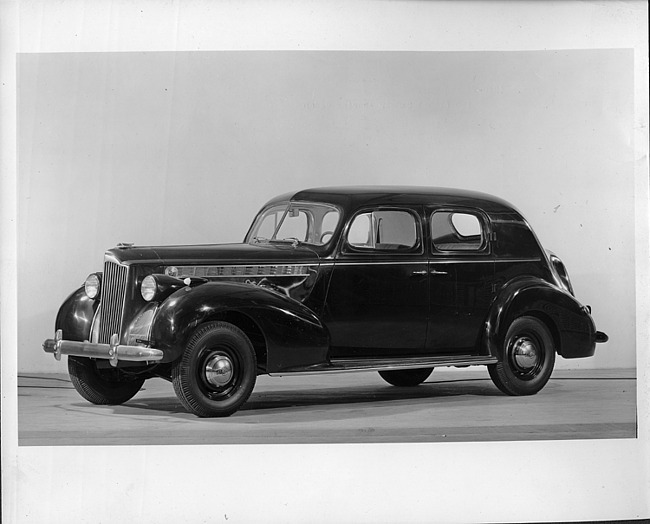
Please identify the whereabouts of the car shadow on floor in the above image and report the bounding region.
[114,378,508,418]
[244,378,504,411]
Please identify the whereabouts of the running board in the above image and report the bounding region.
[269,355,498,376]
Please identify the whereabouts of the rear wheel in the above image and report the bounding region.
[172,321,257,417]
[488,316,555,396]
[378,368,433,387]
[68,356,145,405]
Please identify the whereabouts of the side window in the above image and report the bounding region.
[431,211,484,251]
[347,210,418,251]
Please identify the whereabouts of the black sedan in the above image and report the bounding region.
[44,186,608,417]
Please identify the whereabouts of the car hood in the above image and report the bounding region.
[106,242,321,266]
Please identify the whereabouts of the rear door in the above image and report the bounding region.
[426,207,495,354]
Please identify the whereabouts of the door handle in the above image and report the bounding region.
[411,270,428,276]
[430,269,448,275]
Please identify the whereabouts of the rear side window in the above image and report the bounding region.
[347,209,418,252]
[431,211,484,252]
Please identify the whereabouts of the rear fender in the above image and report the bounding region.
[485,277,597,359]
[150,281,330,371]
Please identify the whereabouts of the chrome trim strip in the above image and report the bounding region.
[327,260,432,266]
[172,264,318,278]
[427,259,493,264]
[89,306,101,344]
[192,274,314,279]
[269,355,498,376]
[164,258,541,274]
[494,258,542,263]
[319,258,540,266]
[426,258,540,264]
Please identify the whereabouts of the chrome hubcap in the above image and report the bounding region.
[512,337,539,371]
[204,353,234,387]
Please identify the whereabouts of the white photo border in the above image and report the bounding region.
[2,1,648,523]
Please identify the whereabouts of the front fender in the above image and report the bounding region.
[149,281,330,371]
[486,277,597,359]
[54,286,98,342]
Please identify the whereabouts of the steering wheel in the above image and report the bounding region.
[320,231,334,244]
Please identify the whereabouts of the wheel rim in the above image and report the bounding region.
[204,352,234,387]
[198,347,241,400]
[509,334,543,379]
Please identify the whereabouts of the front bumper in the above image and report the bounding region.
[43,329,164,367]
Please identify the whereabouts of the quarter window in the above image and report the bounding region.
[347,210,418,251]
[431,211,484,251]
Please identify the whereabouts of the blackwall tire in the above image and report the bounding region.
[378,368,433,387]
[172,321,257,417]
[68,356,145,405]
[488,316,555,396]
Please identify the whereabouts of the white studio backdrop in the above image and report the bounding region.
[18,49,634,373]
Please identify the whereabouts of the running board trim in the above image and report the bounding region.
[269,355,498,376]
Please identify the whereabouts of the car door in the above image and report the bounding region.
[426,207,495,354]
[323,206,429,358]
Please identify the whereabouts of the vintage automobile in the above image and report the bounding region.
[43,187,608,417]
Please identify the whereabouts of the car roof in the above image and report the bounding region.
[265,186,522,217]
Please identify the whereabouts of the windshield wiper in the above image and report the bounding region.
[269,238,302,247]
[251,236,270,244]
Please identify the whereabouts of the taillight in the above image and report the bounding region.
[549,253,574,295]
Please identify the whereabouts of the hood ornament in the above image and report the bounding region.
[116,242,135,249]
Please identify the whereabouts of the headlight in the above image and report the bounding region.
[84,273,102,299]
[141,275,158,302]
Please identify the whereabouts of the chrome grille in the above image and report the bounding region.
[99,259,129,343]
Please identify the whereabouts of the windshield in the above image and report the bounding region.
[248,201,341,246]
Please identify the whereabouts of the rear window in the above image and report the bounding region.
[431,211,484,252]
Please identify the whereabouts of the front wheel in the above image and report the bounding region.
[172,321,257,417]
[378,368,433,387]
[68,356,145,405]
[488,316,555,396]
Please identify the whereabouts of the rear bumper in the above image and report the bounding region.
[559,303,608,358]
[43,329,164,367]
[582,306,608,343]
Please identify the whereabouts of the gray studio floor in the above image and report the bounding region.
[17,367,636,446]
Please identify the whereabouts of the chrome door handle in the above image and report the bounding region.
[411,270,428,276]
[430,269,448,275]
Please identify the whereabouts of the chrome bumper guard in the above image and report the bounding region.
[43,329,164,367]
